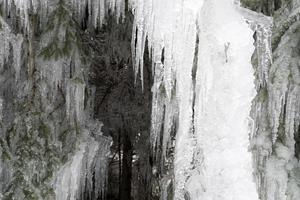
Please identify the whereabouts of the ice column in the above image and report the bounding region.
[191,1,258,199]
[132,0,261,199]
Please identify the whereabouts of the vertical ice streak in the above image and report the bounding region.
[131,0,262,199]
[192,1,258,199]
[132,0,260,199]
[54,131,112,200]
[1,0,125,31]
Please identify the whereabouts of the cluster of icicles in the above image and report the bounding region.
[1,0,299,200]
[0,0,125,31]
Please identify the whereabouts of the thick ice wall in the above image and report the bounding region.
[132,0,260,199]
[189,1,258,199]
[248,1,300,199]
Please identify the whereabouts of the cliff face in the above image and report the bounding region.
[0,1,151,200]
[0,1,112,199]
[240,0,300,199]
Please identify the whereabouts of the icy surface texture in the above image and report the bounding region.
[55,131,111,200]
[190,1,258,199]
[0,4,112,200]
[248,0,300,199]
[0,0,125,31]
[132,0,260,199]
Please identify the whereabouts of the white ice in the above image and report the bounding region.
[132,0,260,199]
[191,1,258,199]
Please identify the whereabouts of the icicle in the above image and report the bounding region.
[12,34,23,82]
[54,130,111,200]
[243,1,300,199]
[264,9,300,199]
[9,0,32,32]
[65,76,86,124]
[1,0,125,32]
[0,18,12,69]
[133,0,263,199]
[93,136,112,198]
[0,97,3,123]
[0,17,24,82]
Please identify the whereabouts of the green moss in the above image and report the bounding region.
[72,77,85,85]
[38,122,51,138]
[2,192,14,200]
[159,83,166,97]
[23,188,38,200]
[0,138,11,161]
[58,129,69,144]
[170,82,177,101]
[7,126,16,137]
[41,187,55,199]
[257,87,268,102]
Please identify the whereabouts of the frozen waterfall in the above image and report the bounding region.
[191,1,258,199]
[132,0,261,199]
[1,0,299,199]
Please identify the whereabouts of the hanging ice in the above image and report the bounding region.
[54,129,112,200]
[132,0,261,199]
[191,1,258,199]
[1,0,299,199]
[0,0,125,32]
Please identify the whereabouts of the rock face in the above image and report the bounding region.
[241,0,300,199]
[0,1,112,199]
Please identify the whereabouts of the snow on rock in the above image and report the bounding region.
[54,130,112,200]
[248,1,300,199]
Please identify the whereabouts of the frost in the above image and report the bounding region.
[1,0,125,31]
[0,17,19,69]
[54,130,112,200]
[66,77,86,124]
[12,35,23,82]
[248,1,300,199]
[0,17,24,85]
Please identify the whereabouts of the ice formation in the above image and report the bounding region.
[0,5,112,199]
[248,1,300,199]
[0,0,299,199]
[0,0,125,31]
[55,130,111,200]
[191,1,259,199]
[131,0,261,199]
